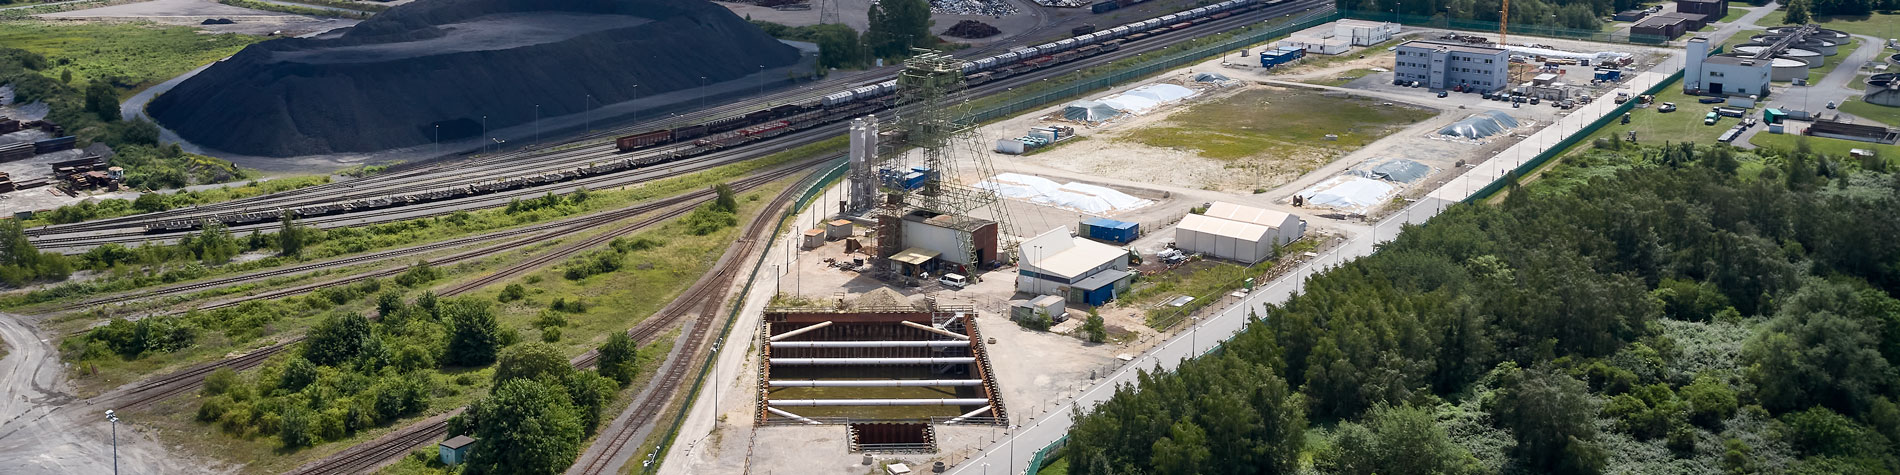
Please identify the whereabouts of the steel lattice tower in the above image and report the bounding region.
[876,50,1019,272]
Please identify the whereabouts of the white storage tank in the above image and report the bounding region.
[1770,57,1809,81]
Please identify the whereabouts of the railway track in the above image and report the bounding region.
[26,0,1318,250]
[285,153,813,475]
[89,159,825,416]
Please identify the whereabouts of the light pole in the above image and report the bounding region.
[480,115,487,153]
[433,124,439,156]
[534,104,541,147]
[759,65,766,97]
[105,410,119,475]
[699,76,708,111]
[586,94,594,133]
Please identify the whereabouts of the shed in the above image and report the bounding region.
[1079,217,1138,243]
[440,435,475,466]
[1070,268,1134,306]
[1175,213,1275,264]
[827,219,854,240]
[889,247,940,276]
[1012,295,1070,322]
[1201,202,1304,247]
[802,228,826,249]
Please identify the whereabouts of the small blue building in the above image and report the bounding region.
[439,435,475,466]
[1078,218,1138,244]
[1260,46,1305,68]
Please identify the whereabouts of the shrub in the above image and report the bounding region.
[498,283,527,303]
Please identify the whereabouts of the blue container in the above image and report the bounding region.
[1080,217,1138,243]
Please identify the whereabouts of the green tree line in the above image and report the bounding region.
[1065,142,1900,474]
[750,0,939,71]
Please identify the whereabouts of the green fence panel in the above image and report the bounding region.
[1026,435,1070,474]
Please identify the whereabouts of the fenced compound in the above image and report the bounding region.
[1337,9,1671,45]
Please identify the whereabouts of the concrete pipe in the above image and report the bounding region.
[769,379,985,387]
[769,357,976,365]
[769,341,970,348]
[770,398,992,406]
[947,406,994,424]
[767,407,823,424]
[769,321,834,341]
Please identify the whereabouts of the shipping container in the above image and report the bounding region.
[1091,1,1118,13]
[1073,24,1097,36]
[1080,218,1139,243]
[33,136,75,154]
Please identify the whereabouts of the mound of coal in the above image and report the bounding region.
[151,0,800,157]
[942,20,1001,39]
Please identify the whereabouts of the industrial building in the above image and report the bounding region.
[1174,202,1304,264]
[756,298,1007,451]
[1277,20,1397,55]
[1017,227,1135,306]
[1684,36,1775,98]
[1392,40,1509,91]
[1631,14,1696,42]
[1675,0,1728,23]
[884,210,998,278]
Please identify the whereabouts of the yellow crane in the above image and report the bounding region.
[1498,0,1510,46]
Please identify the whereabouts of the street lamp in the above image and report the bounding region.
[534,104,541,147]
[480,115,487,153]
[433,124,439,156]
[105,409,120,475]
[585,94,594,133]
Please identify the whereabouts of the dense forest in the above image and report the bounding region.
[1064,141,1900,474]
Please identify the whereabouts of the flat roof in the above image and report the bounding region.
[1397,40,1506,55]
[442,435,475,449]
[1178,213,1271,242]
[1029,237,1127,279]
[1704,55,1766,66]
[1072,268,1133,291]
[1082,217,1136,230]
[1202,202,1295,229]
[1633,15,1686,27]
[892,247,940,265]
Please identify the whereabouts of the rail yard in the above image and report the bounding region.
[0,0,1342,473]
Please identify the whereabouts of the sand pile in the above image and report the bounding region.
[150,0,800,157]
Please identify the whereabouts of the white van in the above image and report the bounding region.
[938,273,969,289]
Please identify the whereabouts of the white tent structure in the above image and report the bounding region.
[975,173,1154,214]
[1063,101,1123,122]
[1097,83,1198,115]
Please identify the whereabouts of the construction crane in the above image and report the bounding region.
[1498,0,1510,46]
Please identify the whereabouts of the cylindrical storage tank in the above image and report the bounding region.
[1864,73,1900,106]
[1890,53,1900,66]
[1782,48,1823,67]
[1771,57,1809,81]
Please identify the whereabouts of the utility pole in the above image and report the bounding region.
[105,410,119,475]
[586,94,593,133]
[534,104,541,147]
[433,125,439,156]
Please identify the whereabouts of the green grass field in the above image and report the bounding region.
[1803,37,1858,85]
[1123,88,1435,161]
[1749,129,1900,157]
[1813,13,1900,40]
[0,21,265,96]
[1717,7,1752,24]
[1839,96,1900,126]
[1577,86,1731,147]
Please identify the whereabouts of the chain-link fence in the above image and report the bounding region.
[1338,9,1670,44]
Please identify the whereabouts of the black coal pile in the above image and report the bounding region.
[942,20,1001,39]
[201,18,235,25]
[151,0,800,157]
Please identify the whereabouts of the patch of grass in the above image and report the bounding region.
[1749,130,1900,157]
[1812,13,1900,40]
[1305,68,1379,87]
[1575,85,1730,148]
[0,21,265,96]
[1123,88,1433,160]
[1717,7,1752,25]
[1037,452,1071,475]
[1838,95,1900,127]
[1118,258,1255,327]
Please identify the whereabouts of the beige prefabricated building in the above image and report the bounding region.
[1173,202,1305,264]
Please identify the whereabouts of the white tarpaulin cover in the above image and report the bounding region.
[1438,111,1520,139]
[1098,83,1198,115]
[976,173,1155,214]
[1297,176,1397,214]
[1063,101,1123,122]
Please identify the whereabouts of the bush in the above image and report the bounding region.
[597,332,640,387]
[682,203,737,236]
[1017,310,1052,331]
[549,297,587,314]
[498,283,527,302]
[393,261,439,287]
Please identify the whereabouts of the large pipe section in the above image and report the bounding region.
[770,379,984,387]
[769,321,834,341]
[947,406,994,423]
[769,340,969,348]
[770,398,990,406]
[770,357,975,365]
[901,320,970,340]
[766,407,822,425]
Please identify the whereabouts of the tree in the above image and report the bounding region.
[303,311,374,366]
[1743,279,1896,415]
[464,379,585,475]
[278,356,319,392]
[84,79,119,122]
[1325,403,1477,475]
[813,23,868,69]
[712,182,738,213]
[493,342,572,384]
[1783,0,1812,24]
[280,406,315,448]
[596,332,640,387]
[181,222,240,264]
[564,371,619,435]
[1082,310,1107,343]
[865,0,932,58]
[1489,366,1606,475]
[445,299,502,367]
[278,211,305,256]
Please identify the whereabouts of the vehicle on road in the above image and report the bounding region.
[939,273,970,289]
[1827,101,1837,109]
[1705,112,1719,125]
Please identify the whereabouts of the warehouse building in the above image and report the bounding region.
[1676,0,1728,23]
[1631,15,1691,42]
[885,210,999,278]
[1174,202,1304,264]
[1684,37,1772,98]
[1017,227,1134,306]
[1392,40,1509,91]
